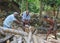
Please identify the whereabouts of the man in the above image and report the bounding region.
[3,12,20,29]
[22,11,30,26]
[43,16,57,40]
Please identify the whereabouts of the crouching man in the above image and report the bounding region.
[22,10,30,26]
[3,12,20,29]
[22,11,30,31]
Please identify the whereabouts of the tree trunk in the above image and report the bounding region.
[26,0,28,10]
[21,0,24,13]
[53,6,56,17]
[39,0,43,19]
[56,7,59,18]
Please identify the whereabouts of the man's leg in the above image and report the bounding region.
[46,26,53,40]
[53,30,57,39]
[46,29,51,40]
[22,22,25,31]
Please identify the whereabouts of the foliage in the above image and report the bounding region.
[41,0,60,7]
[13,0,40,13]
[1,0,60,13]
[28,0,40,13]
[6,0,60,13]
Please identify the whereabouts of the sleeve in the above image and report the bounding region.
[13,16,17,21]
[22,14,26,20]
[28,16,30,20]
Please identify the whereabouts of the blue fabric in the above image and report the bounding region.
[22,11,30,22]
[3,24,11,28]
[3,14,16,28]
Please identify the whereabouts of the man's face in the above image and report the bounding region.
[14,14,19,17]
[44,17,48,20]
[44,18,50,21]
[26,11,29,15]
[47,18,50,20]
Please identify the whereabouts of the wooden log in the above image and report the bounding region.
[11,36,17,43]
[23,36,28,43]
[0,35,14,43]
[13,37,18,43]
[32,35,38,43]
[24,31,32,43]
[25,27,29,33]
[33,29,38,35]
[6,40,10,43]
[0,26,28,36]
[27,31,32,43]
[25,26,35,33]
[49,39,60,43]
[17,36,23,43]
[57,33,60,35]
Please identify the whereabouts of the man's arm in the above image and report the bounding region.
[45,18,54,24]
[15,19,20,24]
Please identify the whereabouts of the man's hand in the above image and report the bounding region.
[15,19,20,24]
[25,20,30,24]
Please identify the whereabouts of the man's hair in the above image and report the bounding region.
[44,16,49,18]
[14,12,19,14]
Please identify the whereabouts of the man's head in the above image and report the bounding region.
[44,15,50,20]
[44,16,49,19]
[26,10,29,16]
[13,12,20,17]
